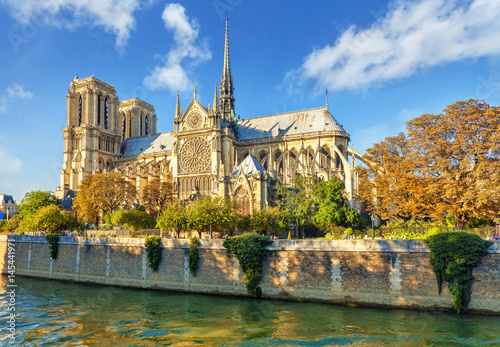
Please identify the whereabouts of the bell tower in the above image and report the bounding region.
[56,75,121,198]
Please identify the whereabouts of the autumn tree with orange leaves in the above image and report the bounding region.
[359,99,500,229]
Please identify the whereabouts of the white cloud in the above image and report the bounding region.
[0,83,33,114]
[287,0,500,92]
[143,3,211,92]
[0,0,153,50]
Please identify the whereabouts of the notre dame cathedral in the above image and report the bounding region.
[55,19,360,215]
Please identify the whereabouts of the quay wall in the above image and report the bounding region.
[2,235,499,314]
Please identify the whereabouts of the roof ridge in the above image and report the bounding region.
[239,105,328,122]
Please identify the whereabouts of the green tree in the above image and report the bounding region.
[314,177,359,228]
[277,176,316,238]
[35,205,68,233]
[18,190,60,216]
[108,209,156,231]
[156,202,189,238]
[251,206,289,236]
[188,197,239,238]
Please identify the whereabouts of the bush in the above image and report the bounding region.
[97,233,107,237]
[223,233,273,293]
[46,234,59,260]
[144,236,162,271]
[344,228,353,237]
[188,237,200,276]
[426,232,492,313]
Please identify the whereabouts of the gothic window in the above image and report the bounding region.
[128,115,132,138]
[336,145,344,169]
[259,151,268,170]
[104,97,109,129]
[320,147,332,169]
[274,150,283,174]
[78,96,82,126]
[97,94,101,125]
[235,187,250,216]
[140,113,143,135]
[145,116,149,135]
[307,148,314,167]
[122,113,126,139]
[179,137,211,173]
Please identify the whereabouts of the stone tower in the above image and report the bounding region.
[56,75,121,198]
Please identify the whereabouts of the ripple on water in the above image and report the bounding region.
[3,275,500,346]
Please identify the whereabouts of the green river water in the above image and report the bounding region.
[1,276,499,346]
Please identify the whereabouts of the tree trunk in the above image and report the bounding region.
[456,213,468,231]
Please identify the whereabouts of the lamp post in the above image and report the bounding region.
[371,214,375,240]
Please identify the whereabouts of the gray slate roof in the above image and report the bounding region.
[120,132,174,158]
[0,195,15,204]
[120,106,346,158]
[232,155,266,175]
[237,106,346,141]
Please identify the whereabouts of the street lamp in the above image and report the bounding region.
[371,214,375,240]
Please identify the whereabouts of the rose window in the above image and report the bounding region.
[179,137,211,173]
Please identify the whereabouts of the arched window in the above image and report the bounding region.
[140,113,143,135]
[122,113,126,139]
[321,147,332,169]
[78,96,82,126]
[128,116,132,138]
[307,148,314,167]
[145,116,149,135]
[259,151,268,170]
[274,150,283,174]
[97,94,101,125]
[104,97,109,129]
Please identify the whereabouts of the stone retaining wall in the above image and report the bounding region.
[1,235,499,314]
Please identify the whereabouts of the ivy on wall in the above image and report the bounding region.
[144,236,162,271]
[188,237,200,276]
[223,233,273,294]
[426,232,492,313]
[46,234,60,260]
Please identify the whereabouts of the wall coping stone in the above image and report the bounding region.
[2,235,498,253]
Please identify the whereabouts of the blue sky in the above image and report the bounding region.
[1,0,500,203]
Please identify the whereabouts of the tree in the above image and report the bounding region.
[156,202,189,238]
[358,133,436,221]
[16,190,61,231]
[108,209,156,231]
[35,205,68,233]
[188,197,239,238]
[18,190,60,216]
[359,99,500,229]
[73,173,137,225]
[277,176,316,237]
[142,178,173,219]
[251,206,289,236]
[314,177,359,228]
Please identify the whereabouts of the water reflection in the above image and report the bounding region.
[1,275,499,346]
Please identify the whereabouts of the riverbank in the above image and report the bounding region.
[2,235,499,314]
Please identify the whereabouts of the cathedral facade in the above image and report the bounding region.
[56,20,360,215]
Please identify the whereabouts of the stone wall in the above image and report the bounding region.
[1,236,499,313]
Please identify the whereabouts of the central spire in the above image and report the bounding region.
[220,17,235,123]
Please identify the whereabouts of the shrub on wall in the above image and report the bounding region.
[426,232,492,313]
[188,237,200,276]
[144,236,162,271]
[46,234,60,260]
[223,233,273,294]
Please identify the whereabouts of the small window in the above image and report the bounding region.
[145,116,149,135]
[122,113,126,139]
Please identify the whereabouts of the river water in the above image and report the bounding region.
[1,276,499,346]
